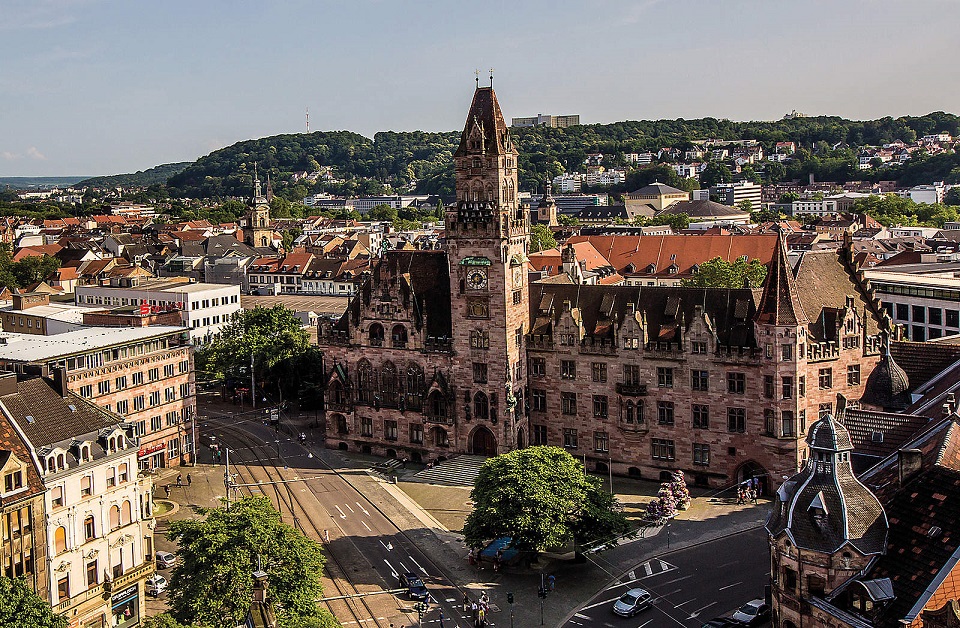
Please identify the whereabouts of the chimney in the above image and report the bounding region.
[0,371,17,397]
[52,366,69,398]
[898,448,923,486]
[563,300,572,313]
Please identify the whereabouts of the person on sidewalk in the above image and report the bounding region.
[187,474,192,487]
[176,473,183,487]
[438,610,445,628]
[164,484,170,498]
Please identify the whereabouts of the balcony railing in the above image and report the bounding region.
[53,561,154,613]
[616,383,648,396]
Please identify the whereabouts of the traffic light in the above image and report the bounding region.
[507,592,514,604]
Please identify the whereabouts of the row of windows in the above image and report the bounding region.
[52,501,135,556]
[354,417,450,447]
[59,338,181,372]
[80,294,237,309]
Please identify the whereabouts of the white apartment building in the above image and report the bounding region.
[864,266,960,341]
[790,199,840,216]
[624,152,654,165]
[75,279,241,344]
[551,174,582,194]
[2,374,154,628]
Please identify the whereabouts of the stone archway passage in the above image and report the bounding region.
[737,460,770,496]
[472,426,498,456]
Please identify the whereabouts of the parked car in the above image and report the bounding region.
[612,588,653,617]
[155,551,177,569]
[146,574,168,596]
[398,572,430,601]
[731,599,770,626]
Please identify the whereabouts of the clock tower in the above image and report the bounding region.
[446,83,530,456]
[245,167,273,249]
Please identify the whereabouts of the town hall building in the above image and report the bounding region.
[317,84,893,489]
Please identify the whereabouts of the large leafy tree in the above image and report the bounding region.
[195,305,309,387]
[680,256,768,289]
[530,224,557,253]
[463,447,629,552]
[0,577,67,628]
[167,496,327,628]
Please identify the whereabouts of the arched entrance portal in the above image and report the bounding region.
[737,460,769,496]
[516,427,525,449]
[471,426,498,456]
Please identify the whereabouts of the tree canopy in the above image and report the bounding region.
[463,446,629,553]
[166,496,327,628]
[529,224,557,253]
[680,256,768,289]
[195,305,309,388]
[0,577,68,628]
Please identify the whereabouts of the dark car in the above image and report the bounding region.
[731,599,771,626]
[399,572,430,601]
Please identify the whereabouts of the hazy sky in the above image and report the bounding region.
[2,0,959,177]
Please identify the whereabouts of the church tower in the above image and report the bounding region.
[446,82,530,456]
[246,167,273,249]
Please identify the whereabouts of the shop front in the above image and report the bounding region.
[110,583,140,627]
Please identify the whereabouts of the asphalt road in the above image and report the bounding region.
[207,415,476,628]
[564,527,769,628]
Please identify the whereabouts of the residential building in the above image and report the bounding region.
[790,199,840,216]
[3,373,154,628]
[624,183,690,218]
[317,85,889,489]
[711,181,763,210]
[0,325,195,470]
[75,279,241,344]
[0,292,87,335]
[511,113,579,128]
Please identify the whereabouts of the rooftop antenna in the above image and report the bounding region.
[489,67,494,87]
[475,69,480,88]
[306,107,310,133]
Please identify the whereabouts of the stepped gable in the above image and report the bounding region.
[858,418,960,626]
[755,235,807,326]
[766,414,888,556]
[891,341,960,391]
[454,86,511,158]
[792,248,883,340]
[529,283,758,348]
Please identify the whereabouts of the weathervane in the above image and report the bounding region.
[475,68,480,88]
[489,67,494,87]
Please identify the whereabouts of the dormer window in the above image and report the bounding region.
[3,469,23,493]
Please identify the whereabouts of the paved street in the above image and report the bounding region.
[564,528,769,628]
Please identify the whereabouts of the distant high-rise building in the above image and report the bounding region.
[511,113,580,128]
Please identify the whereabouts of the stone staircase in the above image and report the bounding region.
[408,454,487,487]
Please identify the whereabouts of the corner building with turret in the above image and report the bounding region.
[317,84,892,489]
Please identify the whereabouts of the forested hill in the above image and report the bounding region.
[155,111,960,200]
[77,162,191,188]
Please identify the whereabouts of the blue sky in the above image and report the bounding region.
[2,0,959,177]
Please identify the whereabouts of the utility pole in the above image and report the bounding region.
[224,447,231,510]
[251,351,256,410]
[608,451,614,494]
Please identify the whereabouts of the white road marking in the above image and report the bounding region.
[638,620,654,628]
[674,598,696,608]
[335,505,346,519]
[642,561,653,576]
[718,581,743,591]
[356,502,370,516]
[345,503,355,513]
[581,596,621,611]
[657,575,694,587]
[409,556,428,575]
[379,540,392,551]
[362,521,372,532]
[628,570,636,580]
[398,560,410,573]
[384,559,398,578]
[688,601,718,619]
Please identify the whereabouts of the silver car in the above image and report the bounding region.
[613,588,653,617]
[155,551,177,569]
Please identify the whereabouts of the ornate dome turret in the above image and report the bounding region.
[766,414,888,555]
[864,338,910,410]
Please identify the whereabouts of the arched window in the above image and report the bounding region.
[329,380,346,405]
[357,360,374,403]
[54,526,67,555]
[121,500,132,526]
[485,184,494,202]
[118,463,128,483]
[474,391,489,421]
[381,361,398,407]
[428,390,446,419]
[472,182,482,202]
[83,515,96,541]
[369,323,384,346]
[432,427,449,447]
[406,364,423,411]
[109,505,121,531]
[391,325,407,348]
[57,454,65,470]
[507,179,515,201]
[625,401,635,424]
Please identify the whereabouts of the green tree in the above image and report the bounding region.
[736,200,754,214]
[530,224,557,253]
[778,192,800,204]
[141,614,192,628]
[0,577,68,628]
[649,212,689,231]
[167,497,326,628]
[765,161,787,183]
[463,447,629,553]
[945,187,960,206]
[680,256,768,288]
[700,162,733,188]
[195,305,309,389]
[557,214,580,226]
[368,204,398,222]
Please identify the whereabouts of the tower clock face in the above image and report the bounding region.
[467,268,488,290]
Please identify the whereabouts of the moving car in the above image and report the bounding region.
[399,572,430,601]
[146,574,168,596]
[155,551,177,569]
[612,588,653,617]
[731,599,770,626]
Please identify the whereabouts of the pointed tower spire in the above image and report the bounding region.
[253,163,262,199]
[266,172,274,203]
[756,232,807,325]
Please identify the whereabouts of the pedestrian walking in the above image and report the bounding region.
[176,473,182,487]
[186,474,192,487]
[751,488,759,504]
[548,574,556,591]
[463,594,470,611]
[439,609,445,628]
[163,484,170,498]
[323,529,329,543]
